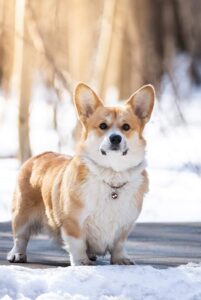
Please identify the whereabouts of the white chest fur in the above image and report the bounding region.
[80,158,145,255]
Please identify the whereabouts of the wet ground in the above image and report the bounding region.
[1,222,201,269]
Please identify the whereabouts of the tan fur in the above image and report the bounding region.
[62,159,87,238]
[135,170,149,212]
[87,106,141,135]
[12,153,88,239]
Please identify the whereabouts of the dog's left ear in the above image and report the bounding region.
[74,82,103,125]
[127,85,155,124]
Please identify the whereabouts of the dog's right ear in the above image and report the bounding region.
[74,83,103,125]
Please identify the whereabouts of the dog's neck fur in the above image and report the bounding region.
[80,155,146,187]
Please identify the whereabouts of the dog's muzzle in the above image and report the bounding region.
[100,133,128,156]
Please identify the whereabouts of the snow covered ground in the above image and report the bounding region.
[1,264,201,300]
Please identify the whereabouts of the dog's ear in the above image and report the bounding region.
[74,83,103,124]
[127,85,155,124]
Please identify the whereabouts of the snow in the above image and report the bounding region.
[0,159,18,222]
[0,93,18,158]
[138,93,201,222]
[0,263,201,300]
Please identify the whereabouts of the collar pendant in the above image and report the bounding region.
[111,191,118,199]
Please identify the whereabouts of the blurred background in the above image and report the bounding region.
[0,0,201,222]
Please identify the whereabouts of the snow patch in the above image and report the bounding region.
[0,264,201,300]
[0,159,19,222]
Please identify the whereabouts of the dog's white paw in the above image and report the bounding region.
[111,257,135,265]
[72,257,96,266]
[7,252,27,263]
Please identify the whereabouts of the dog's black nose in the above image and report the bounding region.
[109,134,122,145]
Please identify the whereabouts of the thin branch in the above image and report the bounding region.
[92,0,117,97]
[26,3,72,94]
[164,64,186,124]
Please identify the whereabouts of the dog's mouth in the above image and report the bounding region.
[100,148,128,156]
[110,145,120,151]
[100,149,107,155]
[122,149,128,156]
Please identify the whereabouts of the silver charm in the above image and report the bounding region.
[111,191,118,199]
[103,180,127,200]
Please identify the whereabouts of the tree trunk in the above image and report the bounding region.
[14,0,32,163]
[92,0,118,98]
[0,0,15,93]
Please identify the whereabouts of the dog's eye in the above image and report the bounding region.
[99,123,108,130]
[122,123,130,131]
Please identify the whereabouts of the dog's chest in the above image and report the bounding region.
[81,174,141,254]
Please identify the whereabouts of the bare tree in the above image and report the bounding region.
[0,0,15,93]
[14,0,32,162]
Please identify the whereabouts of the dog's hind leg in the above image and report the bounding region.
[7,192,43,263]
[8,187,30,263]
[7,164,44,263]
[7,228,29,262]
[7,212,31,263]
[7,210,43,263]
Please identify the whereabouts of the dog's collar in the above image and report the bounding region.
[103,181,128,200]
[103,181,128,190]
[81,156,145,200]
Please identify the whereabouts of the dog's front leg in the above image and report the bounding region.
[111,237,134,265]
[61,229,94,266]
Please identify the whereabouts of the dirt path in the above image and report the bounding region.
[1,222,201,268]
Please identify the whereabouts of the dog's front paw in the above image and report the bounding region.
[71,257,96,266]
[111,257,135,265]
[7,252,27,263]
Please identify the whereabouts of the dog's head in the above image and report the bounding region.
[74,83,155,172]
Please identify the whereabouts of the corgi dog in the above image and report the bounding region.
[7,83,155,266]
